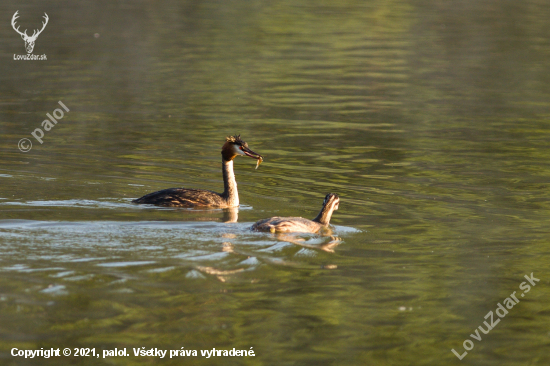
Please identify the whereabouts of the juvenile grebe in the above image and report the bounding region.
[252,193,340,233]
[133,135,263,207]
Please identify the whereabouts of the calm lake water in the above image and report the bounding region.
[1,0,550,365]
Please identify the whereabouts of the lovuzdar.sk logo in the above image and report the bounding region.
[12,10,48,61]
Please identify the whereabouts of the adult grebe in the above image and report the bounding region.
[133,135,263,207]
[252,193,340,233]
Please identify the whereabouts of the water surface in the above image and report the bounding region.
[1,0,550,365]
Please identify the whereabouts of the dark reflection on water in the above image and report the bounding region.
[1,0,550,365]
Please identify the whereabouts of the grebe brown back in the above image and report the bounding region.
[133,135,263,208]
[251,193,340,233]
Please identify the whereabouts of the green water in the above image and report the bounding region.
[1,0,550,365]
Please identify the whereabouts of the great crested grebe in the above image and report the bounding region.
[133,135,263,208]
[252,193,340,233]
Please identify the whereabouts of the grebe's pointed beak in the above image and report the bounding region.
[240,145,263,161]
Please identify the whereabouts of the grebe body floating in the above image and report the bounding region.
[133,135,263,208]
[252,193,340,233]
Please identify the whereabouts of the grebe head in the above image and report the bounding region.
[323,193,340,211]
[222,135,263,162]
[312,193,340,226]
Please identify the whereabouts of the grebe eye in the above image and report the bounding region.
[239,146,244,150]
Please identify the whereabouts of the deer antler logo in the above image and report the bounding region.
[11,10,49,54]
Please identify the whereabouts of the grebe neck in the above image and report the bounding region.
[313,204,333,226]
[221,159,239,206]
